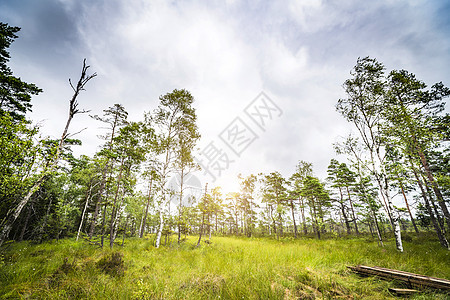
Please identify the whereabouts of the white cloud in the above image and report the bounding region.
[2,0,449,195]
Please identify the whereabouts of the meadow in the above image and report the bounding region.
[0,234,449,299]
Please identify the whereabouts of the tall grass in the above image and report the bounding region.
[0,234,448,299]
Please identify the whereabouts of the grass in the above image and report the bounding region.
[0,234,449,299]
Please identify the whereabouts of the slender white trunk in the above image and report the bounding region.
[155,206,164,248]
[77,192,91,241]
[376,150,403,252]
[381,179,403,252]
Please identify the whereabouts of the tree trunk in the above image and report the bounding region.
[155,206,164,248]
[299,197,307,235]
[398,180,419,236]
[346,185,359,235]
[371,206,384,247]
[208,213,212,241]
[371,150,403,252]
[372,145,402,250]
[382,176,403,252]
[339,187,351,234]
[121,216,128,246]
[140,176,153,238]
[178,169,184,244]
[109,157,124,248]
[0,175,45,246]
[89,112,119,238]
[38,195,53,243]
[417,149,450,231]
[77,182,94,241]
[0,60,95,247]
[290,200,297,238]
[196,212,205,247]
[411,165,449,249]
[18,204,32,241]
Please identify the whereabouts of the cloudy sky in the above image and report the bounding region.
[1,0,450,194]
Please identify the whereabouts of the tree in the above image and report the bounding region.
[173,111,200,243]
[300,176,331,239]
[140,168,158,239]
[196,183,212,247]
[0,113,39,219]
[335,135,385,246]
[385,147,420,236]
[337,57,403,252]
[108,122,147,248]
[89,104,128,239]
[0,23,42,121]
[151,89,199,248]
[261,172,287,239]
[0,59,96,247]
[327,159,352,234]
[225,192,241,235]
[238,174,257,237]
[289,161,313,235]
[384,69,450,232]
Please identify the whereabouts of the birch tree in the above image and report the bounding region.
[337,57,403,251]
[151,89,199,248]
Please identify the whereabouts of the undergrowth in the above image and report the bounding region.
[0,234,448,299]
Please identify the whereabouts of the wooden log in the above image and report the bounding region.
[348,265,450,291]
[388,288,418,295]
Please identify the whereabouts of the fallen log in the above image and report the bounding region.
[388,288,418,296]
[348,265,450,291]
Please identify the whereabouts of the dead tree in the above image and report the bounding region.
[0,59,96,247]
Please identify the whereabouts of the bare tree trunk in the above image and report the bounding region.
[178,169,184,244]
[208,213,212,241]
[196,213,205,247]
[346,185,359,235]
[370,149,402,251]
[90,115,120,239]
[121,216,128,246]
[398,181,419,236]
[38,195,53,243]
[109,157,125,248]
[371,206,384,247]
[155,206,164,248]
[290,200,297,238]
[338,187,351,234]
[417,150,450,231]
[299,197,307,235]
[140,176,153,238]
[370,143,403,251]
[196,183,208,247]
[77,182,94,241]
[411,165,449,249]
[382,176,403,251]
[18,204,32,242]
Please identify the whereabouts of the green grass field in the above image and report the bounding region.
[0,235,449,299]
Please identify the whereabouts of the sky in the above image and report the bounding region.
[1,0,450,197]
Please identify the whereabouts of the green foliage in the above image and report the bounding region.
[0,22,42,121]
[0,112,39,214]
[300,176,331,238]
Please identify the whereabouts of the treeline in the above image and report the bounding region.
[0,24,449,251]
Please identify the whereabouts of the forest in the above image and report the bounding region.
[1,22,450,299]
